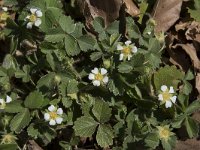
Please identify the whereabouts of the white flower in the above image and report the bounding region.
[0,95,12,110]
[0,7,9,21]
[117,40,137,61]
[25,8,42,29]
[44,105,63,126]
[88,67,109,86]
[158,85,177,108]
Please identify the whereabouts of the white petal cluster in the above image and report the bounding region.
[25,8,42,29]
[0,95,12,110]
[44,105,63,126]
[158,85,177,108]
[88,68,109,86]
[117,40,137,61]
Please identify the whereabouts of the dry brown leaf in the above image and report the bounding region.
[123,0,140,17]
[152,0,182,33]
[27,140,43,150]
[196,73,200,98]
[77,0,122,28]
[185,21,200,43]
[173,44,200,71]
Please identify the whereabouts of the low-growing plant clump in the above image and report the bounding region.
[0,0,200,150]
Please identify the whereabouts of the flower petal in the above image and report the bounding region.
[100,68,107,75]
[165,101,172,108]
[93,80,100,86]
[57,108,63,115]
[34,18,42,27]
[48,105,56,112]
[103,76,109,83]
[2,7,8,12]
[158,94,163,101]
[44,113,50,120]
[169,86,174,93]
[161,85,168,92]
[125,40,131,45]
[26,22,33,29]
[35,10,42,17]
[131,46,137,53]
[56,117,63,124]
[170,96,177,103]
[91,68,99,74]
[127,54,132,60]
[30,8,37,14]
[88,73,95,80]
[0,99,5,104]
[6,95,12,103]
[49,119,56,126]
[117,44,123,50]
[119,53,124,60]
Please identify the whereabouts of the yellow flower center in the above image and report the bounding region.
[95,73,103,81]
[0,12,9,21]
[29,14,37,22]
[159,128,170,139]
[161,90,172,102]
[122,46,131,55]
[49,112,58,120]
[1,133,17,144]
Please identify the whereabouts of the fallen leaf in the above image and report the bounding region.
[77,0,122,27]
[152,0,182,33]
[173,43,200,71]
[123,0,140,17]
[175,138,200,150]
[196,73,200,98]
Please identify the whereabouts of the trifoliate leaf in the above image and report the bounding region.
[96,124,114,148]
[45,28,65,43]
[4,101,24,113]
[92,100,112,123]
[126,17,141,39]
[10,109,31,133]
[73,116,98,137]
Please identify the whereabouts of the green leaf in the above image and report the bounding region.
[126,17,141,39]
[4,101,24,113]
[93,17,105,33]
[64,35,81,56]
[96,124,114,148]
[188,0,200,21]
[15,65,31,82]
[161,135,177,150]
[73,116,98,137]
[59,15,76,33]
[145,132,159,149]
[45,28,65,43]
[185,100,200,115]
[24,91,45,109]
[185,117,199,138]
[78,35,96,52]
[185,69,194,80]
[10,109,31,133]
[0,144,18,150]
[182,81,192,95]
[118,63,133,73]
[154,65,184,91]
[67,79,78,94]
[92,100,112,123]
[90,52,102,61]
